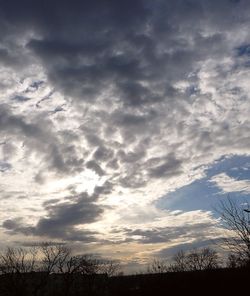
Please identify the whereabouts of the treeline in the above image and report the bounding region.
[0,242,121,296]
[147,246,250,274]
[0,243,120,276]
[0,244,249,296]
[148,247,219,273]
[0,243,249,296]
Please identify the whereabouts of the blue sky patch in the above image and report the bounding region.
[156,155,250,214]
[236,44,250,57]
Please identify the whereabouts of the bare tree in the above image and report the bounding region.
[0,243,123,296]
[226,253,246,268]
[169,250,187,272]
[98,259,121,277]
[0,247,38,274]
[216,197,250,266]
[74,255,100,275]
[40,242,70,274]
[147,259,168,274]
[186,248,219,271]
[0,247,40,296]
[169,248,219,272]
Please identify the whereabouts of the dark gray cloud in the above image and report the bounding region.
[37,198,100,231]
[0,161,11,172]
[2,218,37,237]
[0,189,27,200]
[0,104,41,136]
[2,182,113,242]
[93,181,114,197]
[86,160,105,176]
[0,104,84,176]
[2,218,20,230]
[2,192,104,242]
[93,146,114,162]
[2,182,111,243]
[11,95,31,102]
[149,153,183,178]
[120,222,218,244]
[1,0,245,106]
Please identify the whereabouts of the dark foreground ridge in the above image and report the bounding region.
[0,267,249,296]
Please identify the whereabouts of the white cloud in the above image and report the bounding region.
[211,173,250,194]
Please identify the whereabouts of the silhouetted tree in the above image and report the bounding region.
[226,253,246,268]
[0,247,38,274]
[147,259,168,274]
[98,259,121,277]
[0,241,125,296]
[186,248,219,271]
[40,242,70,274]
[217,197,250,266]
[169,250,187,272]
[0,247,39,296]
[169,248,219,272]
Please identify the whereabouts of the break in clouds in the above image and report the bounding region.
[0,0,250,268]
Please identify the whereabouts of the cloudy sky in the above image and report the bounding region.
[0,0,250,272]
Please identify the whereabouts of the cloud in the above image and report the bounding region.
[2,218,21,230]
[86,160,105,176]
[0,104,84,176]
[0,161,12,172]
[149,153,183,178]
[210,173,250,194]
[36,197,102,234]
[108,208,222,244]
[2,192,104,242]
[0,0,250,269]
[122,222,216,244]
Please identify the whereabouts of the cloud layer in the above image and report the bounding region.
[0,0,250,268]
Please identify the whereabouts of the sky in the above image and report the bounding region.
[0,0,250,273]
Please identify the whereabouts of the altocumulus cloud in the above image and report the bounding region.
[0,0,250,268]
[2,192,103,242]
